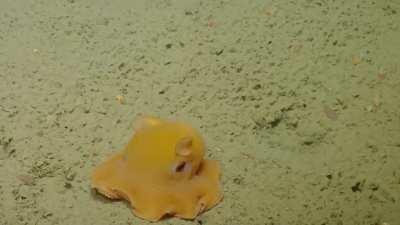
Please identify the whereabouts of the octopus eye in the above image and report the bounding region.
[172,161,192,174]
[175,162,186,172]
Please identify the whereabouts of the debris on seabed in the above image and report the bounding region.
[352,54,362,65]
[323,105,338,121]
[116,95,125,104]
[17,174,35,186]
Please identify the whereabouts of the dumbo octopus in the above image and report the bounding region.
[91,116,223,221]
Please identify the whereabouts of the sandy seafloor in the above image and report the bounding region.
[0,0,400,224]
